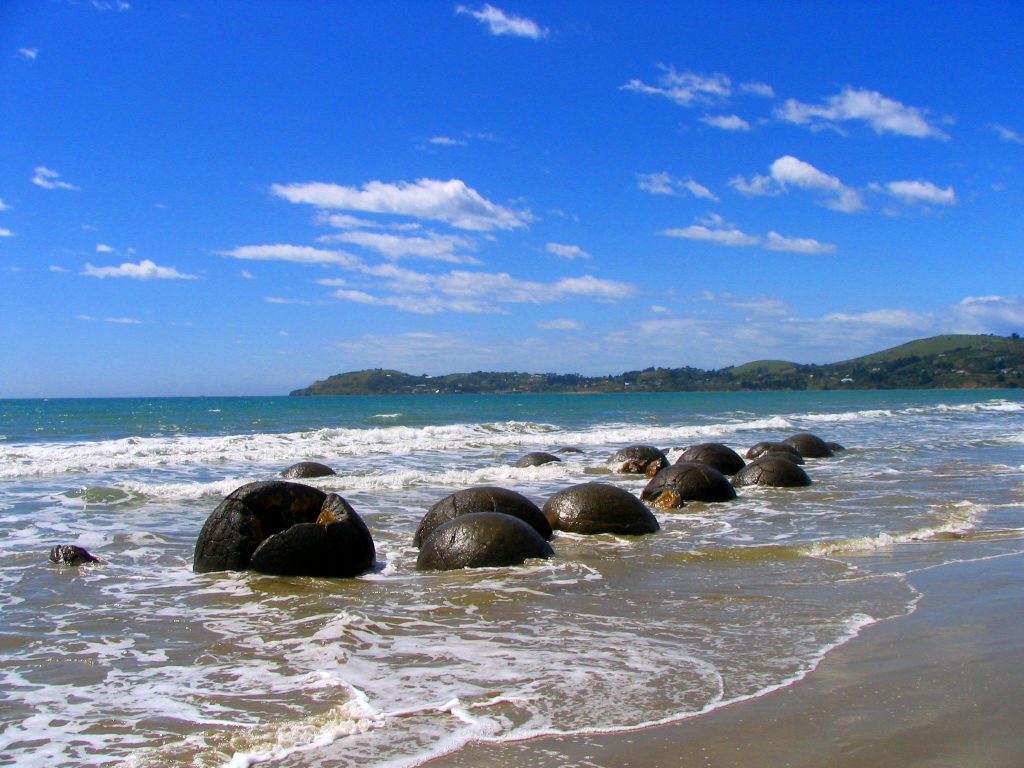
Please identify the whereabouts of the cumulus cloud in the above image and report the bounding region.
[741,81,775,98]
[321,230,480,264]
[82,259,197,279]
[623,66,731,107]
[876,180,957,206]
[700,114,751,131]
[96,243,115,252]
[775,86,949,139]
[546,242,592,260]
[991,123,1024,144]
[456,4,548,39]
[731,155,864,212]
[661,213,836,254]
[271,178,531,231]
[0,227,13,237]
[637,172,718,201]
[32,166,78,190]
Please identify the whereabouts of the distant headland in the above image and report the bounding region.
[290,334,1024,396]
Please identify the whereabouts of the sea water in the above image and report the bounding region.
[0,391,1022,767]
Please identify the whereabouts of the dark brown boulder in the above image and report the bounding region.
[48,545,100,566]
[641,463,737,508]
[745,441,804,464]
[609,445,669,475]
[732,455,813,487]
[782,433,834,459]
[249,494,375,577]
[416,512,555,571]
[281,461,336,479]
[826,441,846,453]
[413,486,552,547]
[675,443,745,475]
[514,452,562,468]
[543,482,659,535]
[193,481,375,577]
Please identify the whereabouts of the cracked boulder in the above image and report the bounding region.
[732,455,813,488]
[641,463,737,508]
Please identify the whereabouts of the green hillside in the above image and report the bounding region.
[290,334,1024,395]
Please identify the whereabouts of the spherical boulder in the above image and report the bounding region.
[782,433,834,459]
[413,486,552,547]
[514,452,562,468]
[641,463,737,508]
[826,441,846,453]
[745,441,804,464]
[732,455,812,488]
[193,481,375,577]
[675,443,745,475]
[249,493,375,577]
[543,482,660,535]
[281,461,336,479]
[609,445,669,476]
[48,545,100,566]
[416,512,555,571]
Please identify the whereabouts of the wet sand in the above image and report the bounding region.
[423,545,1024,768]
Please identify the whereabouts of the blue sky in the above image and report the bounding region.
[1,1,1022,397]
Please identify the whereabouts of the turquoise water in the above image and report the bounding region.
[1,390,1022,767]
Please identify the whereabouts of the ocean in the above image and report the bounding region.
[1,390,1022,767]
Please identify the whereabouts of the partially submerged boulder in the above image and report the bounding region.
[732,455,812,488]
[414,486,552,547]
[193,481,375,577]
[281,461,336,479]
[745,441,804,464]
[543,482,659,535]
[48,545,100,566]
[416,512,554,571]
[641,463,737,508]
[675,443,745,475]
[609,445,669,476]
[514,452,562,468]
[782,433,834,459]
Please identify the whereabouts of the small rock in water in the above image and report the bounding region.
[48,545,100,566]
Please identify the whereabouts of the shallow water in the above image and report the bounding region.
[1,391,1022,767]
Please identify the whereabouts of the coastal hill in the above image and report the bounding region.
[290,334,1024,395]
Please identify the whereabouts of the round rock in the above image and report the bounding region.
[48,544,100,566]
[641,463,737,507]
[745,441,804,464]
[732,455,813,488]
[609,445,669,475]
[675,443,745,475]
[416,512,555,571]
[249,493,375,577]
[782,433,835,458]
[514,452,562,468]
[413,486,552,547]
[281,461,336,479]
[543,482,660,535]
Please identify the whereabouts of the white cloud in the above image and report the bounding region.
[427,136,467,146]
[19,48,38,60]
[878,180,957,206]
[220,243,361,266]
[700,114,751,131]
[775,86,949,139]
[0,198,9,211]
[272,177,531,231]
[96,243,115,252]
[82,259,197,279]
[317,212,384,230]
[661,224,759,248]
[637,172,718,201]
[0,227,13,237]
[991,123,1024,144]
[265,297,313,305]
[623,66,731,107]
[90,1,132,10]
[49,265,67,272]
[733,155,864,212]
[537,318,583,330]
[764,231,837,254]
[455,4,548,39]
[741,81,775,98]
[951,295,1024,330]
[77,314,142,324]
[546,242,592,260]
[240,270,254,279]
[32,166,79,190]
[321,230,480,264]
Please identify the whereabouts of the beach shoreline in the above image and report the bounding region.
[420,542,1024,768]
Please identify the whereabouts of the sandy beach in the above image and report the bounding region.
[424,540,1024,768]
